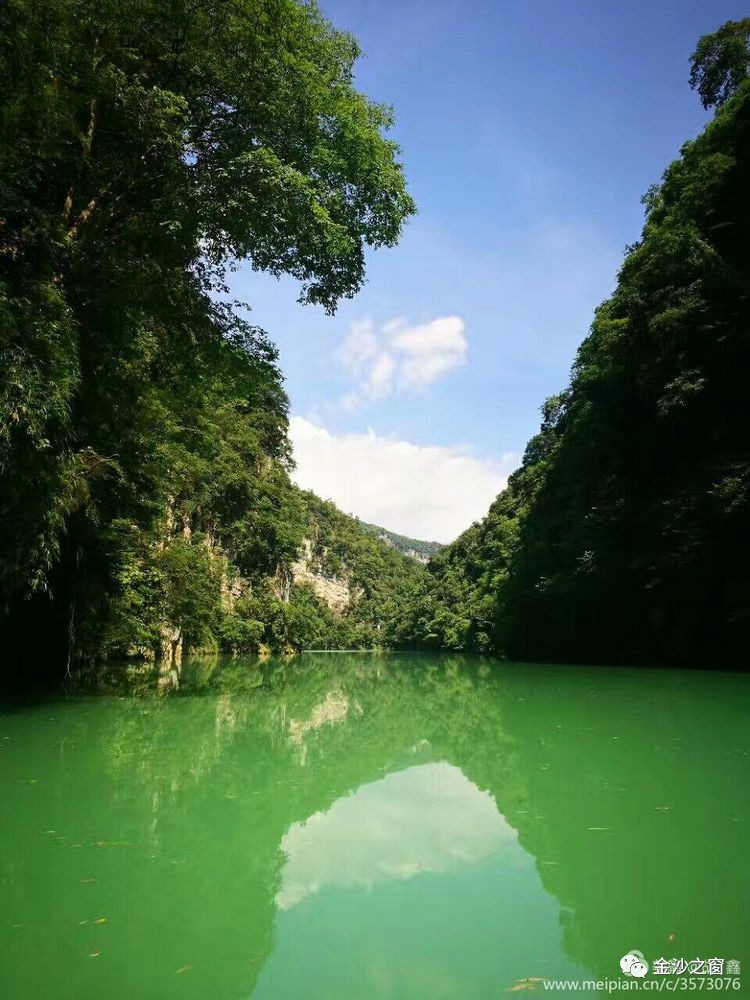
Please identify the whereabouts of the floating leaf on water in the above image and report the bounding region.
[507,978,546,993]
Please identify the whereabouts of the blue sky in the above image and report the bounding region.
[228,0,744,542]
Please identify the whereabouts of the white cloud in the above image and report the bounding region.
[334,319,380,376]
[390,315,468,388]
[289,416,518,543]
[335,315,468,408]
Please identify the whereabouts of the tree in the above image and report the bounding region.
[407,22,750,667]
[690,18,750,108]
[0,0,415,676]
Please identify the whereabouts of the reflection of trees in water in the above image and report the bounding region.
[91,655,750,991]
[477,667,750,979]
[93,653,523,993]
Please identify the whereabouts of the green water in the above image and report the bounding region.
[1,654,748,999]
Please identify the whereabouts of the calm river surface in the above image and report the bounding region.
[1,653,748,998]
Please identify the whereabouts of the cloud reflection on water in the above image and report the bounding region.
[277,762,517,910]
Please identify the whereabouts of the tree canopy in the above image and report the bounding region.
[690,17,750,108]
[401,22,750,667]
[0,0,415,678]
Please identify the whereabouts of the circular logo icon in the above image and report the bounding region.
[620,950,649,978]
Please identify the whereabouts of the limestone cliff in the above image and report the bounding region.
[289,539,355,614]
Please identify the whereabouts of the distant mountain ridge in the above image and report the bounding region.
[359,522,444,564]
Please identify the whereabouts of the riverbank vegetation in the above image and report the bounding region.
[3,7,748,677]
[399,19,750,667]
[0,0,417,677]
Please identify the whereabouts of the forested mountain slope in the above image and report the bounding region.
[400,21,750,667]
[93,484,426,661]
[284,491,428,651]
[0,0,415,680]
[360,522,443,563]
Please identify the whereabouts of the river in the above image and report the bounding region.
[1,653,748,998]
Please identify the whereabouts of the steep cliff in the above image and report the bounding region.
[0,0,414,684]
[282,491,428,649]
[72,482,427,663]
[399,60,750,666]
[290,540,355,615]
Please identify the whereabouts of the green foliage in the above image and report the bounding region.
[88,526,224,658]
[69,475,427,660]
[219,604,265,657]
[157,538,223,651]
[690,18,750,108]
[286,584,341,651]
[359,522,443,562]
[0,0,414,676]
[406,32,750,667]
[286,492,428,650]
